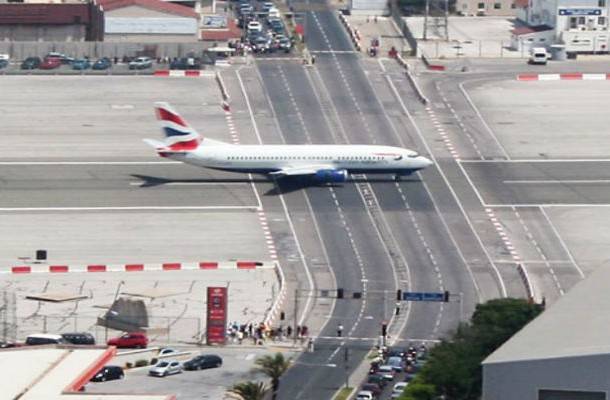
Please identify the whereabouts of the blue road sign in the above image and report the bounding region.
[403,291,446,302]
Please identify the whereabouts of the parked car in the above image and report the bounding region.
[0,59,8,69]
[391,381,408,398]
[72,59,91,70]
[361,382,382,396]
[21,57,41,70]
[45,52,74,64]
[183,354,223,370]
[40,57,62,70]
[0,340,16,348]
[169,57,201,70]
[90,365,124,382]
[92,57,112,70]
[356,391,374,400]
[148,360,182,377]
[61,332,96,345]
[25,333,66,345]
[107,332,148,348]
[129,56,153,70]
[158,347,177,356]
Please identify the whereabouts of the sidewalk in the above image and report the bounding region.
[344,15,411,56]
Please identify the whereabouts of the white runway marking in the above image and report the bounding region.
[504,180,610,184]
[129,181,246,186]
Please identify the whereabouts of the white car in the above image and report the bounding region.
[148,360,182,377]
[378,365,396,381]
[247,21,262,32]
[268,7,280,17]
[391,381,408,398]
[158,347,177,356]
[356,391,374,400]
[128,56,153,70]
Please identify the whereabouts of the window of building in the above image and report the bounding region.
[570,17,578,29]
[599,16,606,26]
[477,2,484,8]
[494,2,501,9]
[599,0,605,7]
[511,2,516,8]
[578,16,586,25]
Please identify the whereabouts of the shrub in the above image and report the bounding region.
[125,362,133,369]
[134,359,149,367]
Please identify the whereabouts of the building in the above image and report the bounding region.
[100,0,199,42]
[456,0,517,16]
[483,265,610,400]
[0,3,103,41]
[2,345,173,399]
[513,0,609,52]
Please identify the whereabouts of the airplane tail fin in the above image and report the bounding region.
[152,102,227,151]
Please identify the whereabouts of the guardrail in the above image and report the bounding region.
[517,263,535,302]
[421,53,446,71]
[264,261,286,326]
[337,12,362,52]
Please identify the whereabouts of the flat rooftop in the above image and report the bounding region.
[484,264,610,364]
[2,346,172,400]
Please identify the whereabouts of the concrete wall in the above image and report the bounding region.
[104,33,199,42]
[107,5,186,18]
[0,41,212,60]
[456,0,517,16]
[483,354,610,400]
[0,24,86,41]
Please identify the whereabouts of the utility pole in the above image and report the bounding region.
[424,0,430,40]
[344,347,349,388]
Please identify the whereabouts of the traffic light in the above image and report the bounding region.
[381,322,388,337]
[396,289,402,301]
[337,288,344,299]
[443,291,450,302]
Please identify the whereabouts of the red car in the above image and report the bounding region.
[107,332,148,348]
[40,57,62,70]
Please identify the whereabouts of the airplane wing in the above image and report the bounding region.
[269,166,330,177]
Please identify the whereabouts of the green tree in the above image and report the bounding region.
[400,298,543,400]
[228,381,268,400]
[253,352,291,400]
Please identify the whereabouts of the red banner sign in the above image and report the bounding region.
[206,287,228,345]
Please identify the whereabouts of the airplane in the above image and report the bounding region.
[144,102,433,183]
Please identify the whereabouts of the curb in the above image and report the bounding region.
[517,73,610,81]
[264,261,287,327]
[215,70,230,102]
[4,261,273,274]
[395,54,429,105]
[153,70,215,77]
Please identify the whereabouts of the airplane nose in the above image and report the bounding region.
[420,156,433,168]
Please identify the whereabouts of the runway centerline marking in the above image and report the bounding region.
[128,181,246,186]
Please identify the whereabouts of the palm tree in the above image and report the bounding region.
[228,381,268,400]
[253,352,291,400]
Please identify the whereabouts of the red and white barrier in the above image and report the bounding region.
[5,261,272,274]
[153,70,214,77]
[518,73,610,81]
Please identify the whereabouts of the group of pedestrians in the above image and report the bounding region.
[227,321,310,345]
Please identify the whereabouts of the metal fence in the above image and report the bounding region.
[389,0,417,56]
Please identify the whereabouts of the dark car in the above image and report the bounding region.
[90,365,124,382]
[72,59,91,70]
[367,373,387,388]
[169,57,201,70]
[92,57,112,70]
[61,332,96,345]
[21,57,41,70]
[0,59,8,69]
[183,354,222,370]
[361,382,382,396]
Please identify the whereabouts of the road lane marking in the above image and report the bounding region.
[504,180,610,184]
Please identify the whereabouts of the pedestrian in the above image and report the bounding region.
[374,15,378,23]
[248,323,253,337]
[337,324,343,337]
[237,330,244,344]
[301,325,308,337]
[296,325,301,339]
[287,325,293,338]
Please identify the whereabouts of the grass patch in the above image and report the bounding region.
[334,387,354,400]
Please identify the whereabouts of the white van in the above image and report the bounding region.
[529,47,548,65]
[26,333,66,345]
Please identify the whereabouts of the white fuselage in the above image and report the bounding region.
[165,144,432,175]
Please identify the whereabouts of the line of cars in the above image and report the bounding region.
[237,0,293,54]
[357,344,429,400]
[0,52,155,71]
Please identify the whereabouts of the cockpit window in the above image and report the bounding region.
[394,155,403,161]
[408,152,419,158]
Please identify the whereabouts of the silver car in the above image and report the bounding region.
[129,56,153,70]
[148,360,182,377]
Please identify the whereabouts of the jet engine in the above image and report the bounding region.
[313,169,348,183]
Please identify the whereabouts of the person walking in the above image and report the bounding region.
[337,324,343,337]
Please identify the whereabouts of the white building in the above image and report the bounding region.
[514,0,609,52]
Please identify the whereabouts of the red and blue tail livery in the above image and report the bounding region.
[154,102,201,151]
